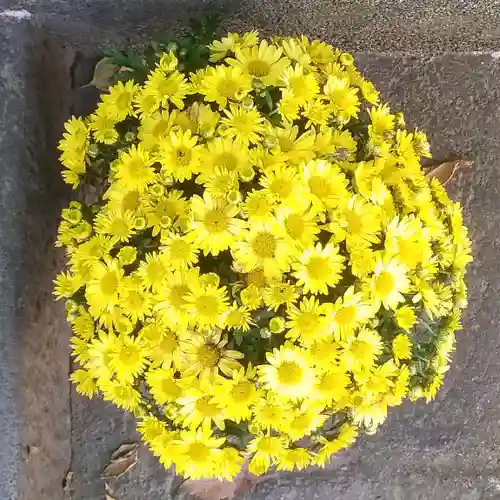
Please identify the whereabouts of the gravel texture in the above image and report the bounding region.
[4,0,500,54]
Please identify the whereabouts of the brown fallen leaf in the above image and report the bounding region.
[425,159,472,186]
[101,442,140,480]
[105,481,116,499]
[25,444,40,460]
[180,459,259,500]
[62,470,73,494]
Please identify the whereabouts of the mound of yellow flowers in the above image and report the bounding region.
[54,32,472,479]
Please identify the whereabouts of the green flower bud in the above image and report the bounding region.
[269,317,285,334]
[166,42,178,53]
[88,143,99,158]
[134,216,147,230]
[124,131,136,142]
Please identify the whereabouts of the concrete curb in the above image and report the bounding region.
[0,16,74,500]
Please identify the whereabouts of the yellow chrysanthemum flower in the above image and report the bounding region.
[293,242,345,295]
[144,68,191,109]
[157,129,202,181]
[58,33,471,480]
[302,159,349,211]
[286,296,332,345]
[330,286,375,340]
[188,192,246,255]
[184,283,230,328]
[259,345,316,399]
[228,39,290,86]
[364,257,410,311]
[219,104,265,145]
[232,221,296,277]
[182,329,244,378]
[85,260,124,316]
[100,80,139,121]
[197,65,253,109]
[392,333,412,364]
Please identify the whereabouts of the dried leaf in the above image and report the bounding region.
[105,482,118,500]
[84,57,119,90]
[110,442,140,460]
[62,470,73,494]
[425,159,472,186]
[101,442,140,479]
[26,444,40,458]
[180,460,258,500]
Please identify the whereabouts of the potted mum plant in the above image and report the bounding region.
[54,22,471,495]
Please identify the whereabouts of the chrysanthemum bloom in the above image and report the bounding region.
[55,31,471,480]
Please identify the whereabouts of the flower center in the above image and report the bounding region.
[187,442,210,463]
[100,271,119,295]
[196,295,220,316]
[376,271,395,296]
[256,436,275,453]
[346,211,362,234]
[158,332,178,354]
[152,119,171,137]
[350,340,372,360]
[318,373,337,392]
[170,239,190,259]
[335,305,356,325]
[306,256,327,280]
[247,195,273,216]
[118,346,140,365]
[271,178,293,198]
[110,218,130,238]
[147,260,166,284]
[217,78,238,98]
[285,214,305,239]
[122,190,140,211]
[176,147,191,165]
[196,344,220,367]
[195,396,220,417]
[247,60,271,77]
[297,311,319,331]
[252,231,277,258]
[277,361,303,385]
[231,381,253,402]
[291,414,312,432]
[215,152,238,170]
[308,175,331,199]
[126,291,144,310]
[116,92,132,109]
[204,209,229,232]
[169,284,189,309]
[160,378,181,399]
[278,137,294,152]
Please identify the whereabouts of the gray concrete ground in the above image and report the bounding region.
[3,0,500,54]
[2,2,500,499]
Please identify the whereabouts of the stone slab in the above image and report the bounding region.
[4,0,500,54]
[0,15,74,500]
[67,52,500,499]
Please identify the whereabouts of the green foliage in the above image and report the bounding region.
[106,14,221,83]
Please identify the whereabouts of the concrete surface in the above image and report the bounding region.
[2,3,500,500]
[4,0,500,54]
[0,15,74,500]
